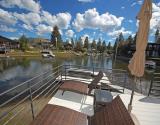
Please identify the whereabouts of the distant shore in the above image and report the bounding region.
[5,50,78,58]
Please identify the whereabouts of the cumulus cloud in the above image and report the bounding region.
[36,24,52,35]
[65,30,74,38]
[41,11,71,29]
[73,8,124,32]
[0,8,17,25]
[0,25,16,32]
[14,12,41,26]
[22,24,33,30]
[108,27,132,37]
[150,3,160,32]
[0,0,41,13]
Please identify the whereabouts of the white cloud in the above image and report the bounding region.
[137,0,143,5]
[65,30,74,38]
[128,20,133,23]
[108,27,132,37]
[14,12,41,25]
[150,3,160,31]
[42,11,71,29]
[36,24,52,35]
[22,24,33,30]
[121,6,125,9]
[78,0,94,3]
[131,2,136,7]
[0,8,17,25]
[0,25,16,32]
[131,1,142,7]
[73,8,124,32]
[0,0,41,13]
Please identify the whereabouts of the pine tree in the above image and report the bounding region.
[83,36,89,50]
[113,38,118,51]
[19,35,28,51]
[133,33,137,44]
[118,32,124,42]
[97,38,102,52]
[127,35,133,44]
[91,39,96,50]
[51,25,62,49]
[102,40,106,53]
[71,38,74,48]
[155,29,159,43]
[107,42,111,50]
[75,37,82,51]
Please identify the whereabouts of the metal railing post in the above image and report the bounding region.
[93,66,94,76]
[65,65,66,80]
[58,65,59,81]
[60,66,62,81]
[29,85,35,120]
[123,72,127,93]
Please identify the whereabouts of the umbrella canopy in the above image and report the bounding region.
[128,0,152,77]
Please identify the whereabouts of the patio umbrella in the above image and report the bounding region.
[128,0,152,113]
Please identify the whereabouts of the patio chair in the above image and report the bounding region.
[30,96,135,125]
[59,70,103,95]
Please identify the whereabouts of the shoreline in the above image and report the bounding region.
[1,51,77,58]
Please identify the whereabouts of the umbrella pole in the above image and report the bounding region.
[128,77,136,113]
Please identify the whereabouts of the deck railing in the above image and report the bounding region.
[0,64,128,125]
[0,65,63,125]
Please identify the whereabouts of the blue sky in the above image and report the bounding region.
[0,0,160,44]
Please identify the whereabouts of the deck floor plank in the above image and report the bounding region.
[30,104,87,125]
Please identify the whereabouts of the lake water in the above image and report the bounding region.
[0,56,155,95]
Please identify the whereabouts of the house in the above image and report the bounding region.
[0,35,19,54]
[129,43,160,57]
[29,38,52,49]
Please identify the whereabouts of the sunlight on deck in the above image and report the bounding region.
[48,90,94,116]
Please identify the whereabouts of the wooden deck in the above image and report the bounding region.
[30,104,87,125]
[30,96,135,125]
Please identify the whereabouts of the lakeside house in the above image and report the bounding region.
[29,38,51,49]
[129,43,160,58]
[0,36,20,54]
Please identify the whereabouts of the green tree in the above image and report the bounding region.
[51,25,62,49]
[19,35,28,51]
[127,35,133,44]
[97,38,102,52]
[75,37,82,51]
[102,40,106,53]
[113,38,118,51]
[71,38,74,49]
[133,33,137,44]
[155,29,159,43]
[91,39,96,50]
[118,32,124,42]
[107,42,111,50]
[83,36,89,50]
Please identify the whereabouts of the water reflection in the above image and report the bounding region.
[0,56,156,95]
